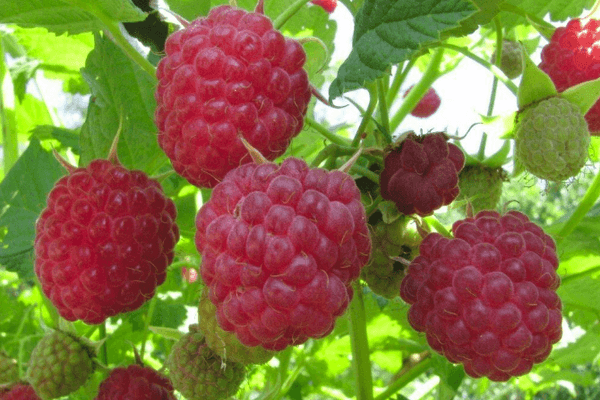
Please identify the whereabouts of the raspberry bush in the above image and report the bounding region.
[2,0,600,399]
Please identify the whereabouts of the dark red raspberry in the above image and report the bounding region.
[195,157,371,351]
[94,365,176,400]
[400,210,562,382]
[403,86,441,118]
[539,18,600,134]
[34,159,179,324]
[311,0,337,13]
[0,383,41,400]
[379,132,465,216]
[155,4,312,188]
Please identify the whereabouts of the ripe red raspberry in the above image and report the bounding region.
[155,4,312,188]
[380,132,465,216]
[311,0,337,13]
[34,159,179,324]
[400,210,562,382]
[0,383,41,400]
[539,18,600,134]
[403,86,441,118]
[95,365,176,400]
[195,157,371,351]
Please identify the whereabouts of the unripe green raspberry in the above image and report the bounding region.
[198,288,275,365]
[514,97,590,181]
[25,331,95,400]
[457,165,507,213]
[361,217,421,299]
[0,351,18,385]
[167,325,245,400]
[491,40,523,79]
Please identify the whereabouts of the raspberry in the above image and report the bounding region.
[0,383,41,400]
[167,325,245,400]
[34,158,179,324]
[198,287,275,364]
[540,19,600,134]
[380,132,465,216]
[514,97,589,181]
[311,0,337,13]
[95,365,176,400]
[155,4,312,188]
[0,352,18,385]
[195,157,371,350]
[361,216,421,299]
[400,210,562,381]
[403,86,441,118]
[457,165,507,213]
[26,330,95,399]
[491,40,523,79]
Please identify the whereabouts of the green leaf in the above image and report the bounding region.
[30,125,81,154]
[0,139,65,280]
[7,57,40,102]
[329,0,477,100]
[167,0,211,21]
[0,0,145,35]
[499,0,595,31]
[80,33,168,174]
[441,0,504,39]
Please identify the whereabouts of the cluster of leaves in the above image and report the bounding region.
[2,0,600,399]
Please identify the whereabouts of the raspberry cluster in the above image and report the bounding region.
[34,159,179,324]
[539,19,600,133]
[400,211,562,381]
[380,132,465,216]
[155,4,312,188]
[195,157,371,351]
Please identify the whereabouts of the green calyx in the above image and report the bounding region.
[514,96,590,182]
[167,325,245,400]
[25,330,96,400]
[361,216,421,299]
[198,289,275,365]
[457,165,507,213]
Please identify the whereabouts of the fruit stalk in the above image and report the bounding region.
[352,82,379,146]
[305,117,352,146]
[140,294,158,360]
[556,169,600,243]
[373,357,433,400]
[0,40,18,174]
[376,79,391,143]
[99,322,108,365]
[386,58,416,106]
[348,281,374,400]
[389,48,444,133]
[273,0,314,29]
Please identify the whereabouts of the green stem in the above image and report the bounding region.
[99,322,108,365]
[271,351,307,400]
[374,357,433,400]
[352,83,379,146]
[386,58,416,106]
[423,216,451,237]
[349,281,373,400]
[273,0,313,30]
[376,79,392,144]
[100,19,157,79]
[365,196,383,216]
[478,17,503,160]
[305,117,351,147]
[438,43,518,95]
[555,168,600,243]
[349,164,379,183]
[140,294,158,360]
[389,48,444,134]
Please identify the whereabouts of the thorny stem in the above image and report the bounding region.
[478,17,503,160]
[140,294,158,360]
[352,83,379,147]
[305,117,351,147]
[389,48,444,134]
[376,79,392,145]
[438,43,518,95]
[555,168,600,243]
[374,357,433,400]
[349,281,374,400]
[273,0,313,30]
[386,58,416,106]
